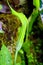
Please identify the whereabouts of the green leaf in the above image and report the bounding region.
[7,0,28,64]
[27,9,38,36]
[33,0,40,9]
[16,63,21,65]
[0,44,13,65]
[23,40,33,53]
[0,4,3,10]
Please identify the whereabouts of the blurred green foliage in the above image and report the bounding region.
[0,0,43,65]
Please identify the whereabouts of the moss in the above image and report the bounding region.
[0,14,21,58]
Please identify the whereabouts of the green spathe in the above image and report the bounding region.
[7,0,28,64]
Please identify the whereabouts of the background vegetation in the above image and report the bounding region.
[0,0,43,65]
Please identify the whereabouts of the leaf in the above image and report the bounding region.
[0,4,3,10]
[7,0,28,64]
[27,9,38,36]
[23,39,33,53]
[33,0,40,9]
[0,44,13,65]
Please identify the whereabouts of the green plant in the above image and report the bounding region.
[0,44,13,65]
[33,0,40,9]
[0,0,41,65]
